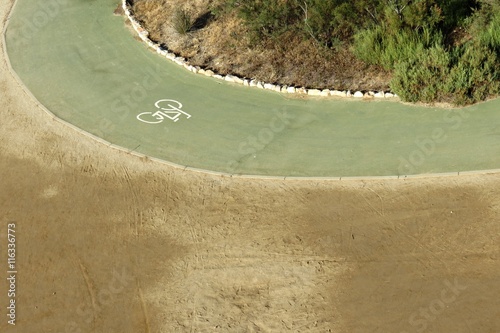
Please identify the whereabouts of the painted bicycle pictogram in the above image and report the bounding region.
[137,99,191,124]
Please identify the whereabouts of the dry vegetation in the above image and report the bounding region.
[130,0,499,105]
[130,0,391,91]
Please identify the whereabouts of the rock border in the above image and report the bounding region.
[122,1,398,100]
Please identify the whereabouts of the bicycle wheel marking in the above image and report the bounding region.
[137,99,191,124]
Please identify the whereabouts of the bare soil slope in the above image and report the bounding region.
[130,0,391,91]
[1,1,499,332]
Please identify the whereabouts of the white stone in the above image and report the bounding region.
[374,92,385,98]
[198,69,206,75]
[286,86,296,94]
[243,79,250,87]
[346,91,352,97]
[213,74,224,80]
[166,53,175,60]
[233,76,244,84]
[249,80,258,87]
[354,91,364,98]
[264,83,275,90]
[256,82,265,89]
[296,87,307,94]
[225,75,236,83]
[385,93,395,98]
[320,89,330,97]
[307,89,322,96]
[274,85,282,92]
[174,58,185,66]
[204,70,214,77]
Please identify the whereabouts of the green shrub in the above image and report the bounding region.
[390,44,451,103]
[173,9,192,35]
[390,40,499,105]
[304,0,358,47]
[479,11,500,52]
[235,0,302,40]
[446,43,499,105]
[465,1,500,50]
[352,25,386,66]
[353,26,442,70]
[231,0,377,46]
[437,0,478,32]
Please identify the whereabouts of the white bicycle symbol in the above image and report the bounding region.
[137,99,192,124]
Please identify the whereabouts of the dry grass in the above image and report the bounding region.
[131,0,391,91]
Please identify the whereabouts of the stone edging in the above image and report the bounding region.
[121,1,399,100]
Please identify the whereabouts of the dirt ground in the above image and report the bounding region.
[1,0,499,332]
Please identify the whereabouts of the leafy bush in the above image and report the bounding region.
[353,0,499,105]
[436,0,478,32]
[232,0,375,47]
[235,0,302,40]
[447,43,499,105]
[352,26,386,66]
[466,0,500,51]
[390,40,499,105]
[354,26,442,70]
[390,44,451,103]
[304,0,359,47]
[479,11,500,53]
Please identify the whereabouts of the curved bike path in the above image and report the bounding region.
[5,0,500,178]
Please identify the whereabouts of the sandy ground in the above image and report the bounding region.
[1,0,499,332]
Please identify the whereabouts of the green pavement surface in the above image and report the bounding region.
[5,0,500,177]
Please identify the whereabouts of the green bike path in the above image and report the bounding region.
[5,0,500,177]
